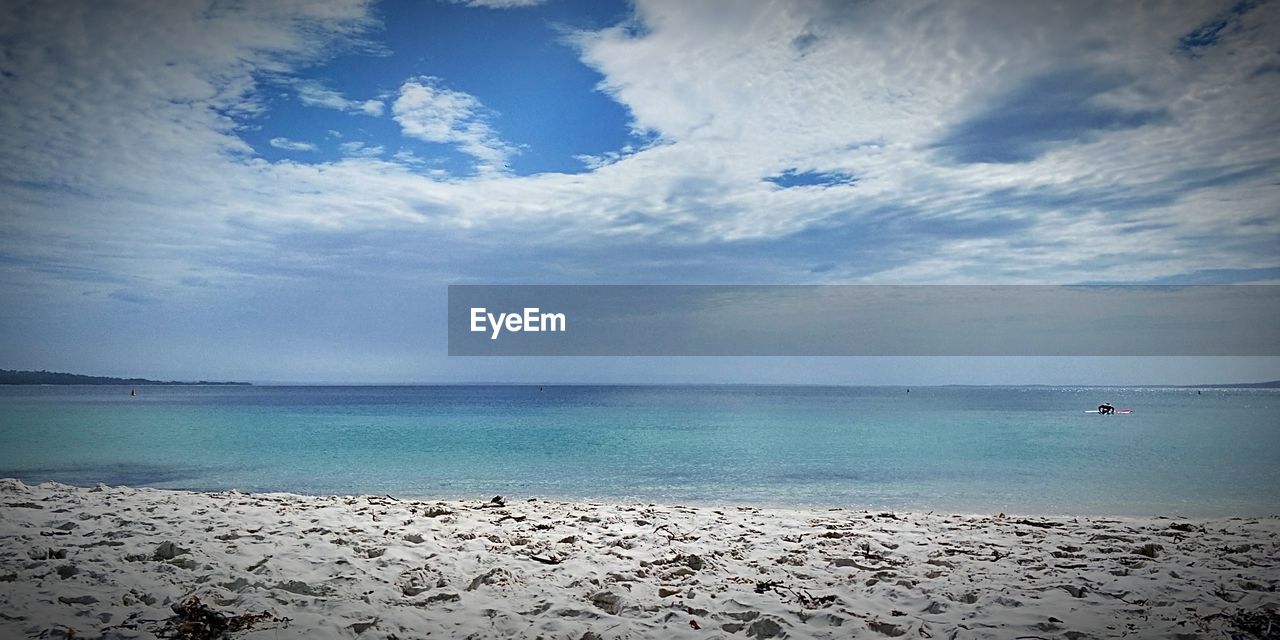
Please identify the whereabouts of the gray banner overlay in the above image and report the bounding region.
[448,285,1280,356]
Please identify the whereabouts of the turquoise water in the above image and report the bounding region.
[0,385,1276,515]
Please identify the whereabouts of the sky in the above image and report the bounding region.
[0,0,1278,384]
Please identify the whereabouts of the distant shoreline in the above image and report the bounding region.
[1180,380,1280,389]
[2,368,1277,388]
[0,369,250,386]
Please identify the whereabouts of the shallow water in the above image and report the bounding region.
[0,385,1276,515]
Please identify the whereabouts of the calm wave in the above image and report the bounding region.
[0,385,1276,515]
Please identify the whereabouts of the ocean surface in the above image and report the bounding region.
[0,385,1276,515]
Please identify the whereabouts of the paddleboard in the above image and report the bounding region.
[1084,409,1132,414]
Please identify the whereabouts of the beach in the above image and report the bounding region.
[1,479,1277,639]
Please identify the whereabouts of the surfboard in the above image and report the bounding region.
[1084,409,1132,414]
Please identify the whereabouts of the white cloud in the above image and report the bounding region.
[269,137,318,152]
[0,0,377,296]
[392,77,516,173]
[555,0,1280,279]
[294,79,384,116]
[0,0,1276,309]
[339,141,385,157]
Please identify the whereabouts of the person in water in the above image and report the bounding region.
[1097,402,1115,414]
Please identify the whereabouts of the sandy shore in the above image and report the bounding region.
[1,479,1277,639]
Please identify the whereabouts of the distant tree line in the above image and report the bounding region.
[0,369,249,385]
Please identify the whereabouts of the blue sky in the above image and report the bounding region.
[248,0,640,175]
[0,0,1278,383]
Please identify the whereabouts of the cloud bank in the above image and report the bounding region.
[0,0,1277,380]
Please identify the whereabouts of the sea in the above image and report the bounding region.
[0,385,1276,516]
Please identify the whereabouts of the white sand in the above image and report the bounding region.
[1,478,1277,639]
